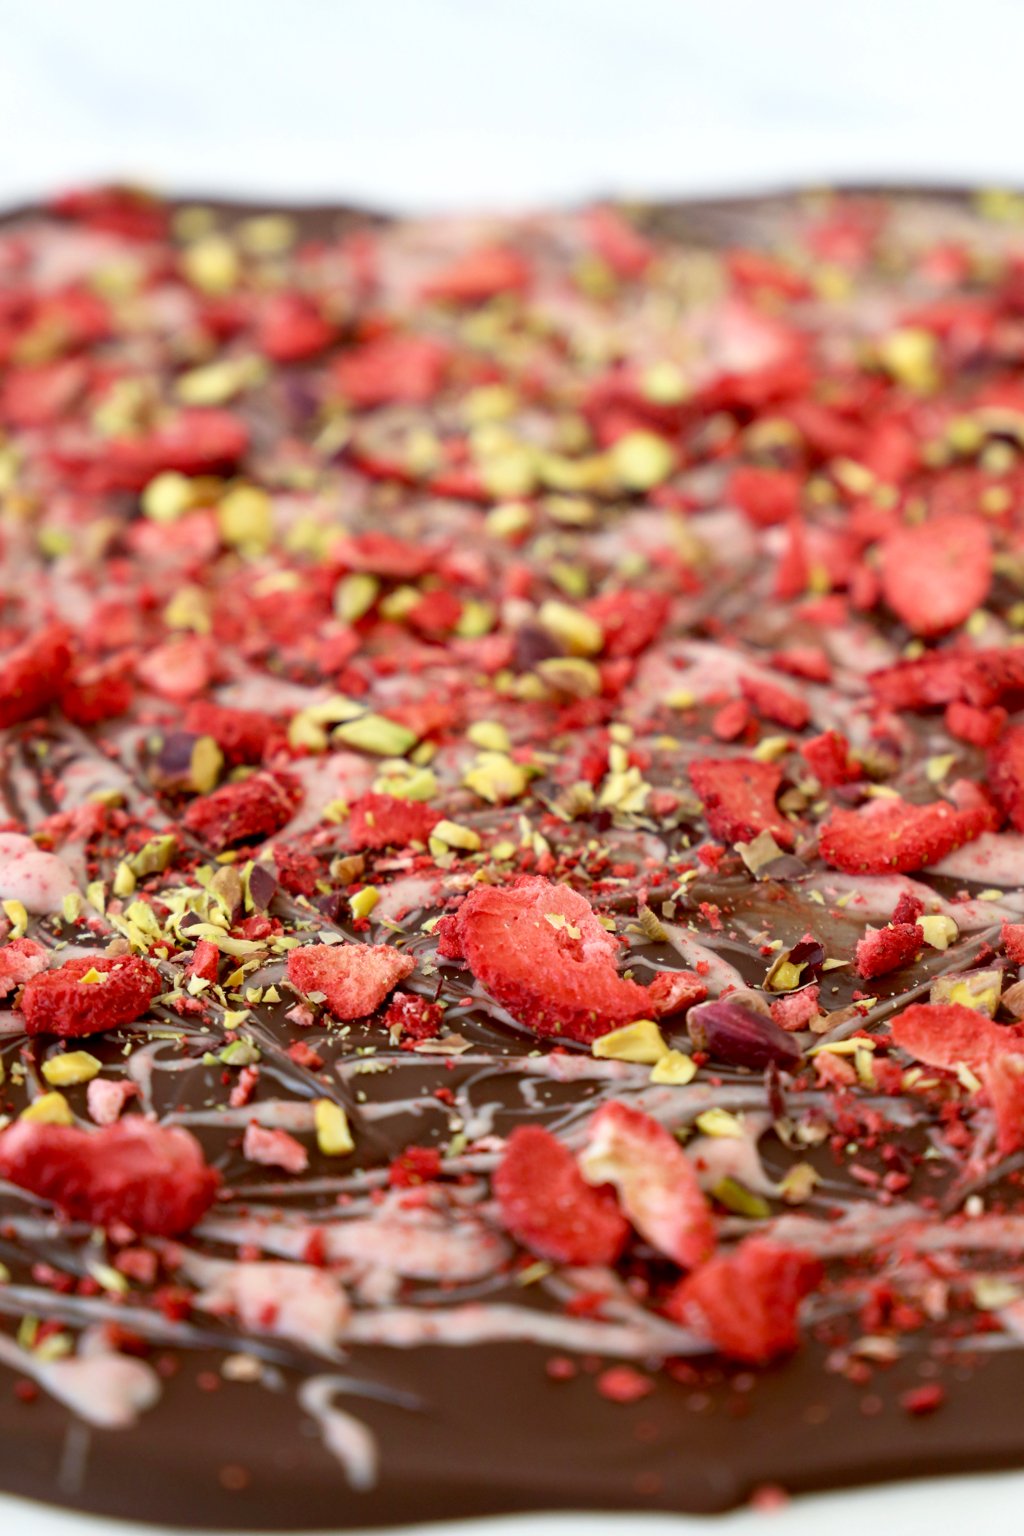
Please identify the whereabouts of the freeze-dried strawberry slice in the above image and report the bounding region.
[20,955,162,1038]
[182,771,300,850]
[332,334,450,408]
[256,292,335,362]
[889,1002,1024,1073]
[51,408,247,493]
[346,792,441,851]
[287,942,415,1021]
[727,465,802,527]
[578,1101,714,1270]
[987,724,1024,831]
[739,674,810,730]
[984,1053,1024,1157]
[493,1125,629,1266]
[436,876,678,1045]
[0,938,47,1000]
[665,1237,823,1364]
[333,530,435,579]
[855,922,923,980]
[583,589,670,658]
[0,1117,219,1236]
[945,700,1006,747]
[818,792,992,874]
[420,246,532,304]
[183,701,281,765]
[59,656,134,727]
[688,758,794,849]
[1003,922,1024,966]
[0,623,74,729]
[800,730,861,788]
[869,648,1024,712]
[879,514,993,636]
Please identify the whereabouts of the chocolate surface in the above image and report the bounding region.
[1,185,1024,1528]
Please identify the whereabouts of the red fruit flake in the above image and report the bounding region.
[665,1237,823,1364]
[889,1002,1024,1073]
[493,1125,629,1266]
[183,701,279,765]
[987,724,1024,832]
[739,674,810,731]
[688,758,794,849]
[182,771,300,851]
[0,937,48,1000]
[1003,922,1024,966]
[347,793,441,851]
[20,954,162,1038]
[801,730,861,788]
[382,991,443,1041]
[855,923,923,980]
[287,941,415,1021]
[869,648,1024,713]
[332,334,450,408]
[984,1053,1024,1157]
[583,589,670,658]
[879,514,992,637]
[243,1122,308,1174]
[59,657,134,727]
[0,623,74,729]
[420,246,531,305]
[728,465,802,527]
[945,701,1006,748]
[436,875,676,1045]
[0,1117,219,1236]
[900,1383,946,1416]
[188,940,220,985]
[818,794,991,874]
[595,1365,654,1403]
[580,1101,715,1270]
[256,292,334,362]
[388,1146,443,1188]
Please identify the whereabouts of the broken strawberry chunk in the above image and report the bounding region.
[0,623,74,729]
[59,656,134,727]
[665,1237,823,1364]
[738,674,810,731]
[889,1001,1024,1073]
[800,730,861,788]
[583,589,670,658]
[20,955,162,1038]
[945,700,1006,748]
[728,465,802,528]
[0,1117,219,1235]
[869,648,1024,712]
[987,724,1024,832]
[256,291,334,362]
[182,771,300,850]
[879,514,992,637]
[494,1125,629,1266]
[689,758,794,849]
[420,246,531,304]
[183,701,281,765]
[855,923,924,980]
[243,1122,309,1174]
[0,937,48,1000]
[383,992,443,1042]
[332,333,450,408]
[818,792,992,874]
[347,792,441,851]
[578,1101,715,1270]
[436,876,678,1045]
[287,941,415,1020]
[984,1053,1024,1157]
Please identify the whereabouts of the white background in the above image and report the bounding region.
[0,0,1023,212]
[1,2,1023,1531]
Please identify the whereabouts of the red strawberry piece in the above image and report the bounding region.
[771,645,832,684]
[407,587,461,639]
[879,514,993,637]
[333,530,435,579]
[818,793,991,874]
[583,589,670,658]
[49,185,168,242]
[493,1125,629,1266]
[892,892,925,926]
[182,771,300,851]
[800,730,861,788]
[739,674,810,731]
[987,724,1024,831]
[770,984,821,1031]
[578,1101,714,1270]
[51,409,247,494]
[382,991,443,1042]
[0,1117,219,1236]
[0,937,48,1000]
[256,292,334,362]
[855,923,924,980]
[20,955,162,1038]
[712,698,750,742]
[287,942,415,1021]
[243,1122,308,1174]
[332,334,450,408]
[727,465,802,528]
[388,1145,443,1188]
[644,970,708,1017]
[59,656,134,727]
[665,1237,823,1364]
[136,636,215,702]
[869,649,1024,712]
[0,357,89,428]
[889,1002,1024,1073]
[689,758,794,849]
[984,1053,1024,1157]
[420,246,532,304]
[188,940,220,985]
[183,701,281,765]
[945,700,1006,748]
[1004,922,1024,966]
[436,876,675,1045]
[0,623,74,729]
[583,207,653,279]
[347,792,440,851]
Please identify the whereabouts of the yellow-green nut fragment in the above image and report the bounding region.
[650,1050,698,1085]
[466,720,511,753]
[315,1099,354,1156]
[918,913,958,951]
[141,471,195,524]
[181,233,241,295]
[537,599,603,657]
[462,753,529,805]
[20,1092,74,1126]
[535,657,601,698]
[333,715,417,757]
[41,1052,102,1088]
[349,886,380,921]
[335,573,380,624]
[217,486,274,552]
[591,1019,668,1065]
[430,820,482,854]
[610,430,675,490]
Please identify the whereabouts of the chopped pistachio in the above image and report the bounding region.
[535,656,601,697]
[217,485,273,553]
[333,715,417,757]
[314,1099,354,1157]
[41,1052,101,1087]
[610,430,675,490]
[930,968,1002,1017]
[349,886,380,921]
[592,1019,668,1065]
[463,752,529,804]
[712,1177,771,1220]
[141,470,196,524]
[20,1092,74,1126]
[467,720,511,753]
[918,913,959,950]
[537,598,603,657]
[181,233,240,294]
[1,900,27,939]
[694,1108,745,1138]
[650,1049,698,1085]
